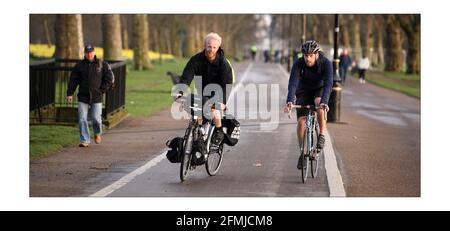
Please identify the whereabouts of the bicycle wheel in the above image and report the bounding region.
[206,143,224,176]
[180,125,194,182]
[300,128,309,183]
[311,121,320,178]
[205,127,224,176]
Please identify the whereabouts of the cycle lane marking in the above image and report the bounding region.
[91,62,255,197]
[277,64,346,197]
[90,151,167,197]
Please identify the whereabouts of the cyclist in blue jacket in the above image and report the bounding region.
[283,40,333,169]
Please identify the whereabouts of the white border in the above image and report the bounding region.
[1,0,448,211]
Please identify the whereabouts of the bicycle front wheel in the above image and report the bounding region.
[311,122,320,178]
[300,128,309,183]
[206,143,224,176]
[180,126,194,182]
[205,126,224,176]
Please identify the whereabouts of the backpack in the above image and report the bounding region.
[222,114,241,146]
[166,137,184,163]
[100,61,115,91]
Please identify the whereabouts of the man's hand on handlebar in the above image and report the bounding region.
[319,103,329,112]
[283,102,293,113]
[173,92,183,103]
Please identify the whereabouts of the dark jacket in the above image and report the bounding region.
[286,54,334,105]
[67,56,114,104]
[178,47,234,103]
[339,54,352,69]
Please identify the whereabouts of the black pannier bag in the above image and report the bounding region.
[191,139,207,165]
[222,114,240,146]
[166,137,184,163]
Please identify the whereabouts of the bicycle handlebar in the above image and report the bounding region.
[287,104,328,121]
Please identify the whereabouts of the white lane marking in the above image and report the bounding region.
[90,151,167,197]
[278,63,346,197]
[323,130,346,197]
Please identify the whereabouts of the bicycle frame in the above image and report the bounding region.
[179,98,225,181]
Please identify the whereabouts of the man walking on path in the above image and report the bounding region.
[67,44,115,147]
[339,49,352,84]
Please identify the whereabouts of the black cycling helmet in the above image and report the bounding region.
[301,40,321,54]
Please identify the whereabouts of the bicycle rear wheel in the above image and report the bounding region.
[300,128,309,183]
[311,121,320,178]
[180,126,194,182]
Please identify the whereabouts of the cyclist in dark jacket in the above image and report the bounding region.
[176,32,234,151]
[67,44,114,147]
[283,40,333,169]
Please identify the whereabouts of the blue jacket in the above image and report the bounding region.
[339,54,352,69]
[286,55,334,105]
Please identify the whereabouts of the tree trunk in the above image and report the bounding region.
[121,15,129,49]
[385,15,403,72]
[375,16,385,66]
[102,14,123,60]
[43,15,52,47]
[55,14,84,59]
[184,16,196,57]
[132,14,152,70]
[341,15,351,50]
[171,18,182,58]
[350,15,362,59]
[398,15,420,74]
[365,15,375,64]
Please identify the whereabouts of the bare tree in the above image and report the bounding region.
[55,14,84,59]
[340,15,351,50]
[373,15,385,66]
[102,14,123,60]
[121,15,130,49]
[384,15,403,72]
[350,15,362,59]
[397,15,420,74]
[363,15,375,64]
[132,14,152,70]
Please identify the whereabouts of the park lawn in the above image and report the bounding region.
[125,58,188,117]
[30,59,188,160]
[364,70,420,99]
[30,125,79,160]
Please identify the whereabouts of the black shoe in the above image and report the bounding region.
[212,128,224,145]
[210,128,224,153]
[317,134,325,149]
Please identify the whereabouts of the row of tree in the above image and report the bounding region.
[30,14,420,74]
[30,14,260,70]
[271,14,420,74]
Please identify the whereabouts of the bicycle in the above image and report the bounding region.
[287,104,326,183]
[178,98,225,182]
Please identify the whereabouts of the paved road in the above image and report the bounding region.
[87,62,342,197]
[84,62,420,197]
[328,76,420,196]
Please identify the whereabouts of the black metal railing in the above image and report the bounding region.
[30,59,127,124]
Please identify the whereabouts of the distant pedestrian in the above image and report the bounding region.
[263,50,270,63]
[250,45,257,61]
[357,55,370,84]
[339,49,352,83]
[67,44,114,147]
